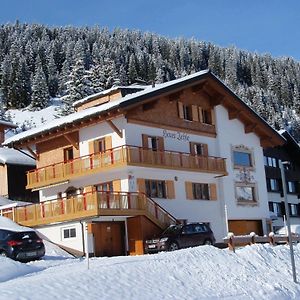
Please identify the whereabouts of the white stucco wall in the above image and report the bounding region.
[215,105,270,233]
[37,221,84,253]
[125,122,218,156]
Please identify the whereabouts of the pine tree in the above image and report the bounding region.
[47,54,59,97]
[30,66,49,110]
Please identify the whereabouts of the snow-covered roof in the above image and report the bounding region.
[3,69,284,147]
[0,216,34,232]
[3,70,209,146]
[0,120,17,128]
[72,85,148,107]
[0,147,36,165]
[0,196,31,210]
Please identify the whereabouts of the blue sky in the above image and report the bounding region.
[1,0,299,60]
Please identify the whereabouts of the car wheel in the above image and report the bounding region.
[203,239,212,246]
[168,242,179,251]
[0,251,8,257]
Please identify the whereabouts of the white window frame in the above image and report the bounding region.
[62,227,77,240]
[235,183,258,205]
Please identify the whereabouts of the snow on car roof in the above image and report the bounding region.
[0,216,34,232]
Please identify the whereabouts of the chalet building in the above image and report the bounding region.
[0,120,38,203]
[264,130,300,231]
[2,70,284,256]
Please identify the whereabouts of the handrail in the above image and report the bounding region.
[27,144,226,174]
[8,191,178,228]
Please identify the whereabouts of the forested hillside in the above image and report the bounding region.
[0,22,299,139]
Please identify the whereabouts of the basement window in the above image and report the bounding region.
[62,227,76,239]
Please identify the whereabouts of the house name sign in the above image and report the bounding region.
[162,129,190,141]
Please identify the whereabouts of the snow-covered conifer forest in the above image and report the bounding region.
[0,22,300,139]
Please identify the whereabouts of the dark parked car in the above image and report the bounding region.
[145,222,215,253]
[0,229,45,262]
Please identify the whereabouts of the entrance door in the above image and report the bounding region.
[93,222,125,257]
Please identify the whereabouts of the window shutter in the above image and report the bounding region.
[105,136,112,150]
[209,184,217,200]
[142,134,148,148]
[185,182,193,200]
[192,105,199,121]
[137,178,146,194]
[89,141,95,154]
[158,137,165,151]
[94,140,100,153]
[113,179,121,192]
[178,101,184,119]
[202,144,208,156]
[198,107,204,123]
[190,142,195,155]
[166,181,175,199]
[211,109,215,125]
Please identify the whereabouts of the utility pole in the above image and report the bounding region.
[279,161,297,283]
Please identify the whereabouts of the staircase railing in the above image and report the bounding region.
[2,191,178,228]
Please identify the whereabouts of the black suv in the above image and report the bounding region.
[0,229,45,262]
[145,223,215,253]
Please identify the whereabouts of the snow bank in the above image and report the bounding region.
[0,257,42,283]
[1,244,300,299]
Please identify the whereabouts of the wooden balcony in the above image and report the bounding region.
[27,145,227,189]
[1,192,177,229]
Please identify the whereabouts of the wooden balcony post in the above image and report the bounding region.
[106,192,110,209]
[41,203,45,218]
[128,193,131,209]
[228,233,235,252]
[110,149,114,164]
[60,198,64,214]
[83,193,87,210]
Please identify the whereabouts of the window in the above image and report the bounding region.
[190,142,208,156]
[95,182,113,192]
[95,138,106,153]
[236,184,256,203]
[145,180,166,198]
[186,182,217,200]
[290,204,298,216]
[201,109,213,125]
[268,178,280,192]
[192,183,210,200]
[269,202,282,216]
[233,151,252,167]
[64,147,74,161]
[265,156,277,167]
[183,104,193,121]
[288,181,297,193]
[63,228,76,239]
[148,136,159,151]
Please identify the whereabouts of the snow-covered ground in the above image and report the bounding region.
[1,243,300,300]
[4,99,61,139]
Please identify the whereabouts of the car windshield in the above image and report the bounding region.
[162,225,182,235]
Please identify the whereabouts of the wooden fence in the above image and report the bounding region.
[224,232,300,252]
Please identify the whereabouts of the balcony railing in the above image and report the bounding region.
[2,191,177,229]
[27,145,227,189]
